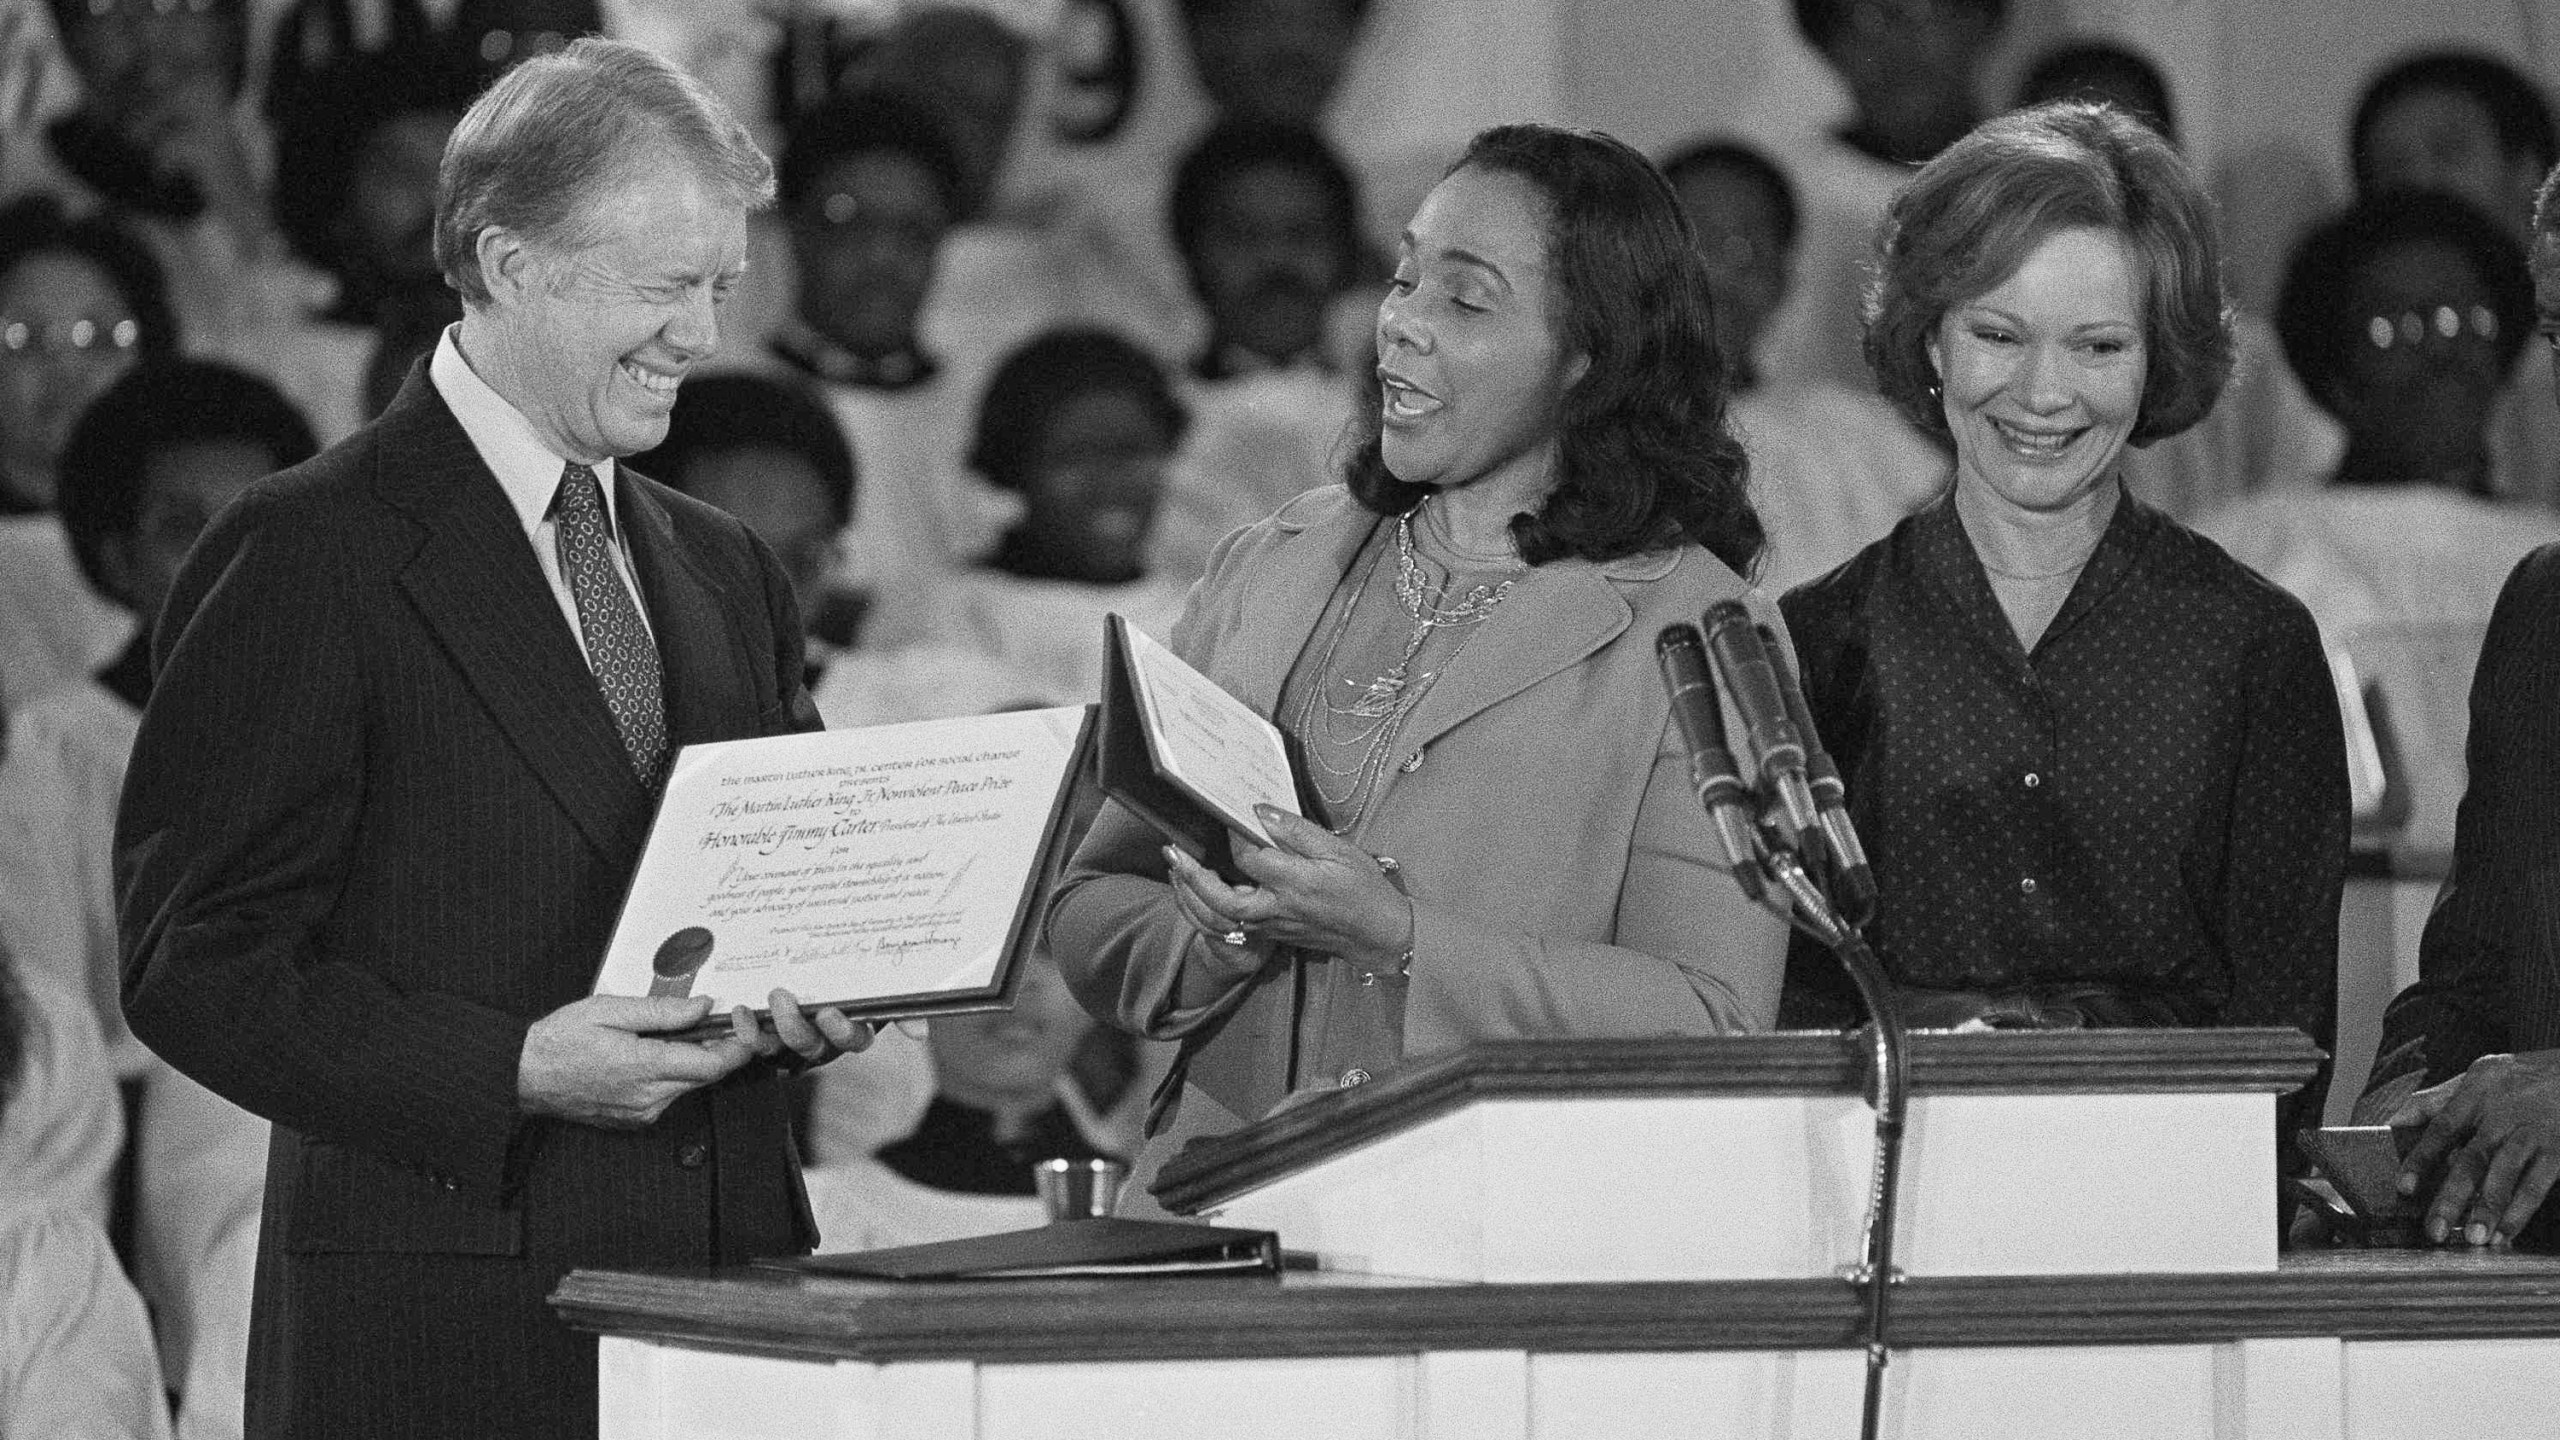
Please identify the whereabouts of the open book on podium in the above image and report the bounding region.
[1098,614,1308,882]
[588,706,1097,1031]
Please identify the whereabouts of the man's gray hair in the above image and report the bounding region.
[434,37,774,306]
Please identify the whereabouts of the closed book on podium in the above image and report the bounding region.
[774,1218,1281,1281]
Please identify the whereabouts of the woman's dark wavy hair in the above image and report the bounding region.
[1343,123,1762,575]
[1864,100,2233,450]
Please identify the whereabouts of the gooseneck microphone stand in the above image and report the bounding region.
[1657,615,1908,1440]
[1763,855,1906,1440]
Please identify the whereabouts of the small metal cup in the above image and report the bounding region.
[1033,1157,1128,1222]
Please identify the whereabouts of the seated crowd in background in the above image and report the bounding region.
[4,1,2560,1436]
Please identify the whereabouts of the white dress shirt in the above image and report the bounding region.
[428,326,653,663]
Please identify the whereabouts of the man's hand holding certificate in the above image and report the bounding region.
[590,707,1096,1024]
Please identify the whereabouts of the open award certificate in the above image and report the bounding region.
[590,705,1096,1021]
[1112,619,1300,842]
[1097,616,1306,885]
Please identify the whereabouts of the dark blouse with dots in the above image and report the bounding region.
[1776,491,2348,1079]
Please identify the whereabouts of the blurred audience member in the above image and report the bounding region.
[0,942,170,1440]
[2015,40,2343,521]
[773,85,1020,592]
[267,35,476,415]
[358,277,463,421]
[1176,0,1367,131]
[841,5,1145,366]
[2352,51,2554,250]
[38,0,355,443]
[3,358,311,1440]
[1174,120,1363,380]
[2355,164,2560,1249]
[0,197,173,510]
[0,196,171,714]
[2014,39,2176,142]
[446,0,600,88]
[845,5,1029,227]
[1149,119,1365,581]
[16,357,311,1056]
[1761,0,2005,392]
[1664,138,1943,593]
[2203,192,2560,848]
[892,328,1191,708]
[630,370,858,677]
[269,36,472,326]
[2349,51,2560,512]
[801,954,1134,1251]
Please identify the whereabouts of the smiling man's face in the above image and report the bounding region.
[478,152,747,463]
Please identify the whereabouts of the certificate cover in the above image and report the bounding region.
[1098,615,1305,884]
[590,705,1097,1024]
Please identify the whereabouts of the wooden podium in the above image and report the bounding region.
[557,1030,2560,1440]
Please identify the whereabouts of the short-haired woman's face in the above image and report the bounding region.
[1927,225,2146,517]
[1375,166,1581,506]
[0,251,141,507]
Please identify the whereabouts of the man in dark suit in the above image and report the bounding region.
[2366,160,2560,1248]
[118,39,865,1439]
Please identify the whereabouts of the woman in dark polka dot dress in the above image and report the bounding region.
[1777,104,2349,1148]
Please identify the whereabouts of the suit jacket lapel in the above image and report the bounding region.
[1207,504,1382,716]
[376,370,651,861]
[617,470,752,750]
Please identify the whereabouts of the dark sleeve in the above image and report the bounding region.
[118,489,532,1203]
[2371,545,2560,1092]
[2217,596,2350,1146]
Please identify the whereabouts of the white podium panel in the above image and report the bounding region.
[1174,1035,2297,1281]
[591,1327,2560,1440]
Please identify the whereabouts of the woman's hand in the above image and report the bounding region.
[1162,806,1414,972]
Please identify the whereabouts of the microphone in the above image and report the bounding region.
[1655,624,1765,902]
[1701,602,1820,842]
[1761,623,1877,927]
